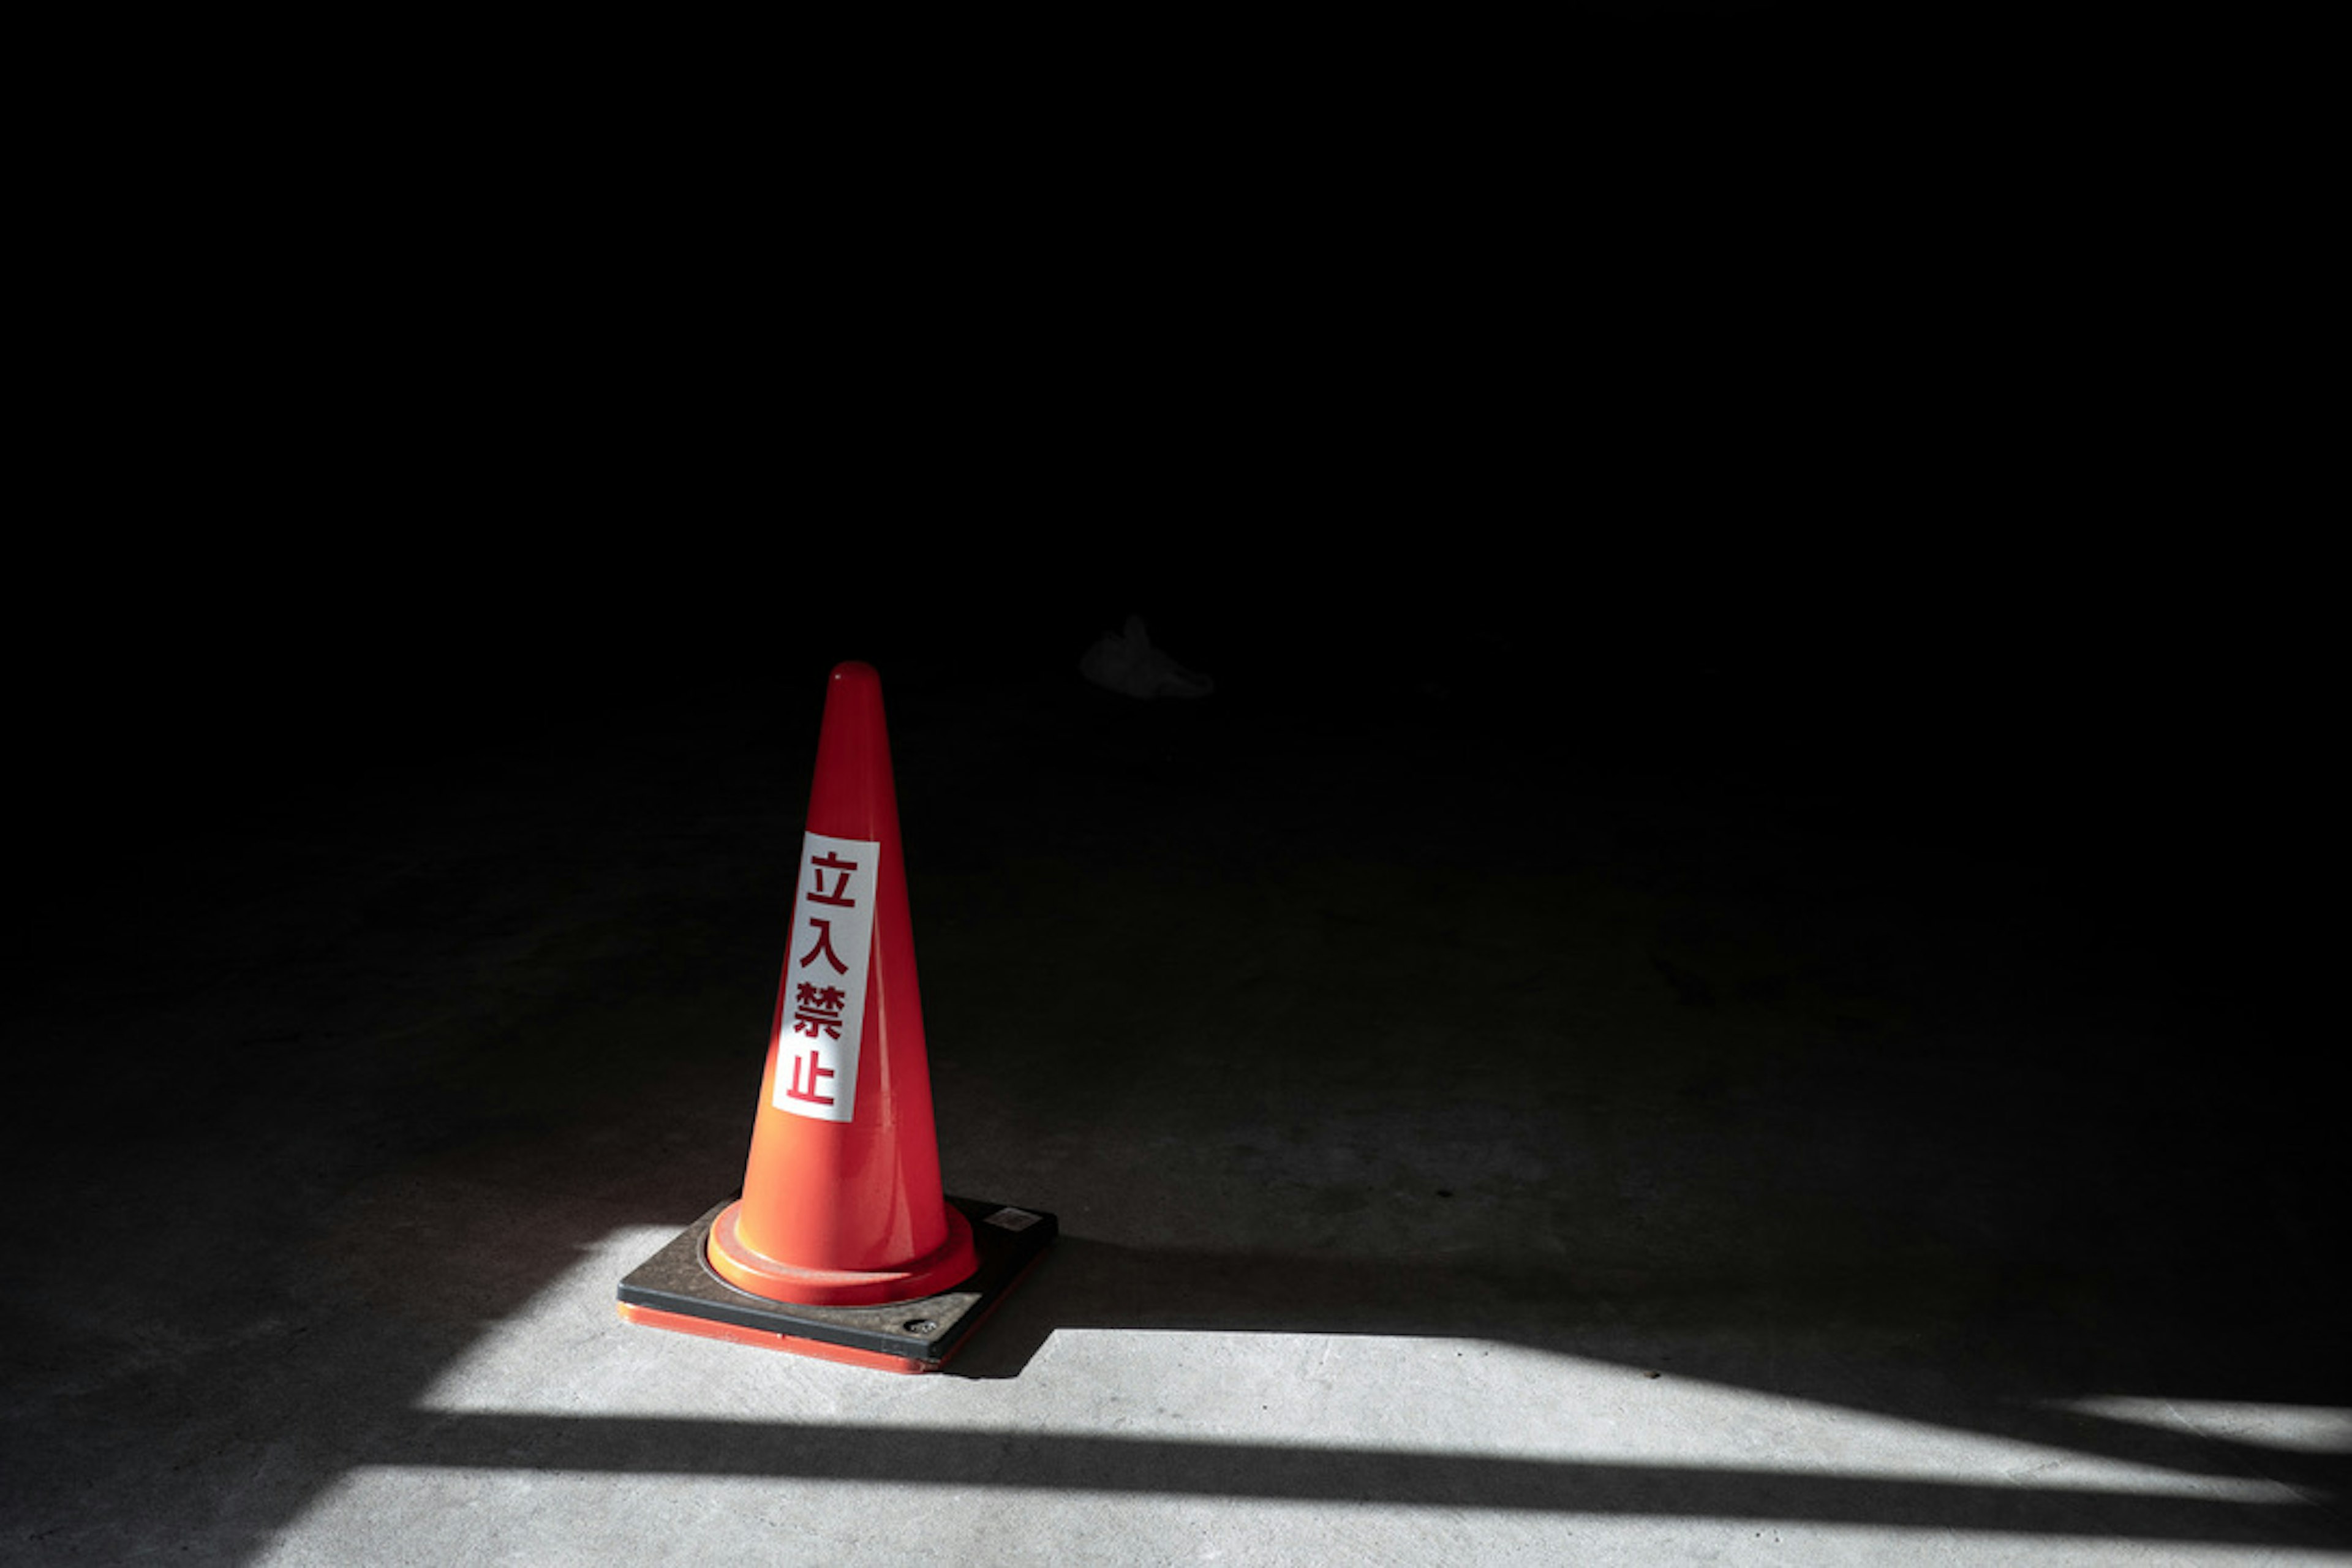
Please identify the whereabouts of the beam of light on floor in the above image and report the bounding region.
[2056,1396,2352,1455]
[252,1224,2323,1563]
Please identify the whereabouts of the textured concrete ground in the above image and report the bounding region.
[5,568,2342,1566]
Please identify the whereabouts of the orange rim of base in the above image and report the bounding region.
[704,1200,978,1307]
[615,1302,933,1374]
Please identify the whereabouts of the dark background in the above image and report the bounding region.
[19,0,2318,1114]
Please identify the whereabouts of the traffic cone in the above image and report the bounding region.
[617,662,1055,1373]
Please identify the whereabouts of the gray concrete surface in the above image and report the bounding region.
[6,598,2342,1566]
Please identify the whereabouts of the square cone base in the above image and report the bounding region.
[616,1194,1057,1374]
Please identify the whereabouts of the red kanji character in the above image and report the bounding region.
[806,852,862,908]
[785,1047,835,1106]
[797,917,848,974]
[791,981,847,1039]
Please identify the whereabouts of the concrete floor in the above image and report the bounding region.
[5,594,2343,1566]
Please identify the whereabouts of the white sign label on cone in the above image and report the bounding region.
[774,830,880,1123]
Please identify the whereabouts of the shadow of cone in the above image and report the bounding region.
[618,662,1055,1373]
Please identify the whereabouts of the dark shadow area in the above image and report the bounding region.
[356,1412,2323,1545]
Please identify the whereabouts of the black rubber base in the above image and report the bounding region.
[617,1194,1056,1370]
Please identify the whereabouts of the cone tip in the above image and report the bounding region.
[829,661,881,688]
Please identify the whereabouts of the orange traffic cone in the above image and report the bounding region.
[618,662,1054,1373]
